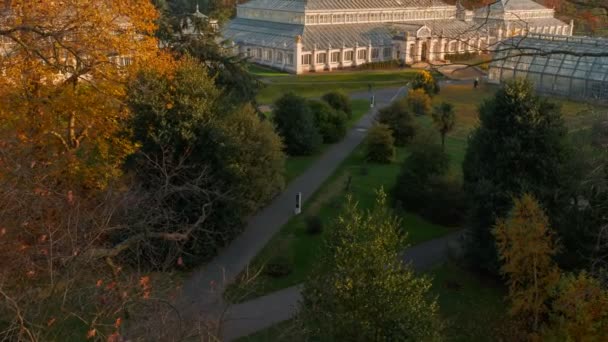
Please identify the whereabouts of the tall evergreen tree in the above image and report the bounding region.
[300,191,442,341]
[463,79,570,274]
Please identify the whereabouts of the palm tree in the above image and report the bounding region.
[431,102,456,151]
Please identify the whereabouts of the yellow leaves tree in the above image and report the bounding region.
[544,271,608,340]
[493,194,561,332]
[0,0,168,189]
[0,2,176,340]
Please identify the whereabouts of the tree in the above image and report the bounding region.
[300,191,442,341]
[431,102,456,151]
[0,2,169,339]
[322,91,353,118]
[411,70,440,96]
[0,0,164,189]
[493,194,561,333]
[365,124,396,163]
[309,100,348,143]
[126,58,285,263]
[463,79,570,274]
[377,98,417,146]
[393,131,465,225]
[406,89,433,117]
[273,93,322,156]
[155,2,261,106]
[544,271,608,340]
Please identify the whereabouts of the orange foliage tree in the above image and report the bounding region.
[0,0,168,188]
[0,1,178,340]
[544,271,608,339]
[493,194,561,332]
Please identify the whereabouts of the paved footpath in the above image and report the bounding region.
[175,87,407,322]
[221,231,464,340]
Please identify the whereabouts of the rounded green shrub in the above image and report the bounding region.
[365,124,396,163]
[309,100,347,143]
[322,91,352,118]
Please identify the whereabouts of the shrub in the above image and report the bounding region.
[393,132,465,225]
[322,91,352,118]
[273,93,322,156]
[365,124,395,163]
[309,100,347,143]
[411,70,439,96]
[305,216,324,235]
[377,98,417,146]
[406,88,432,116]
[355,59,403,70]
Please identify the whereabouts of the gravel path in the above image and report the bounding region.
[222,231,464,341]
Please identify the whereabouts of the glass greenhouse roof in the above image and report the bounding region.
[490,34,608,82]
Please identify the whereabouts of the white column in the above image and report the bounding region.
[569,19,574,36]
[295,35,303,74]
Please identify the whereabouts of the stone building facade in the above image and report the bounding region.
[223,0,573,74]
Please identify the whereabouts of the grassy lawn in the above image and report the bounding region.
[430,262,507,341]
[236,262,506,342]
[256,68,420,104]
[284,99,369,182]
[432,83,606,140]
[226,140,458,303]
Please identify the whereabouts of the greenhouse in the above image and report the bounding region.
[488,34,608,102]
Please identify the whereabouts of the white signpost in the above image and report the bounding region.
[294,192,302,215]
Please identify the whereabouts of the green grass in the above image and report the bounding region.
[235,262,506,342]
[284,99,369,182]
[430,262,507,341]
[256,69,420,104]
[432,83,607,140]
[226,141,457,303]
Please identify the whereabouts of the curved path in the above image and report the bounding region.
[222,231,464,341]
[174,87,408,321]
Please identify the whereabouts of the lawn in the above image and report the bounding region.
[235,262,506,342]
[284,99,370,182]
[430,262,507,341]
[432,83,606,140]
[255,68,420,104]
[226,141,458,303]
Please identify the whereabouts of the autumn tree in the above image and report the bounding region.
[0,1,172,340]
[411,70,440,96]
[300,190,442,341]
[0,0,165,189]
[493,194,561,333]
[406,88,433,116]
[543,271,608,340]
[431,102,456,151]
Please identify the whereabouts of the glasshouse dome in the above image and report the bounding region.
[488,34,608,102]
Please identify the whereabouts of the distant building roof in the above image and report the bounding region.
[239,0,451,11]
